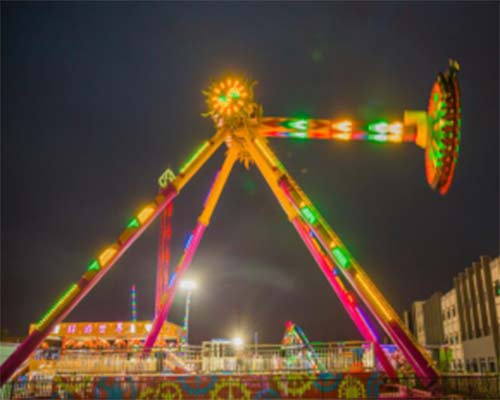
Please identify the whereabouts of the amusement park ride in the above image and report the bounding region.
[281,321,326,373]
[0,61,461,388]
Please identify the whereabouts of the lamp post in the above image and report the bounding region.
[180,280,197,349]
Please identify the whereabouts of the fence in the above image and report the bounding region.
[27,341,374,376]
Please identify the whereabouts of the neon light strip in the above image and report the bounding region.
[262,129,415,143]
[131,284,137,322]
[179,141,209,174]
[334,276,346,291]
[356,306,379,341]
[203,170,220,207]
[356,274,392,321]
[254,138,277,166]
[36,284,80,330]
[184,233,194,250]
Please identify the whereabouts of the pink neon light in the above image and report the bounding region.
[280,177,432,382]
[356,306,378,342]
[291,217,396,378]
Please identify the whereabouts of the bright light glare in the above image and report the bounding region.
[232,336,244,348]
[180,280,197,290]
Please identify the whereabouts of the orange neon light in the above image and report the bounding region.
[335,276,346,291]
[98,246,118,266]
[356,274,392,321]
[137,204,156,224]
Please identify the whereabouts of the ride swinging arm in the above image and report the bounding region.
[143,147,238,352]
[244,135,438,384]
[0,129,227,385]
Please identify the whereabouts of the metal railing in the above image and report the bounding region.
[27,341,375,376]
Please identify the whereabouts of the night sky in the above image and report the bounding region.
[2,2,498,345]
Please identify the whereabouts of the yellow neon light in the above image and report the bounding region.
[333,133,352,141]
[310,236,323,254]
[332,120,352,133]
[98,245,118,266]
[335,276,346,291]
[36,284,81,331]
[254,139,276,167]
[137,204,156,224]
[389,121,403,134]
[356,274,393,321]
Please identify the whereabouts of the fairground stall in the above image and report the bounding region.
[28,321,183,377]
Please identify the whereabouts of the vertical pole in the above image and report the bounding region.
[182,290,192,345]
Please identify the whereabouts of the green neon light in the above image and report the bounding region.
[127,217,140,229]
[228,88,240,99]
[290,132,307,139]
[433,93,439,103]
[300,206,318,225]
[331,247,350,269]
[283,119,309,131]
[368,121,388,134]
[218,95,228,103]
[87,260,100,272]
[368,134,387,143]
[429,149,442,167]
[179,141,209,174]
[37,284,79,328]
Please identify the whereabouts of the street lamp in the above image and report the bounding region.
[232,336,244,349]
[180,280,197,347]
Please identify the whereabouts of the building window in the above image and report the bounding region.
[495,280,500,296]
[480,358,487,373]
[488,358,496,372]
[472,359,478,373]
[452,307,456,317]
